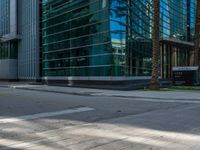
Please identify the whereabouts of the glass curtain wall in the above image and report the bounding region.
[42,0,111,77]
[160,0,195,40]
[42,0,195,77]
[110,0,195,77]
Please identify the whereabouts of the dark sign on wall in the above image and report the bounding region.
[172,67,199,86]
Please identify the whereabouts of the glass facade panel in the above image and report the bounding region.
[42,0,113,76]
[0,0,10,35]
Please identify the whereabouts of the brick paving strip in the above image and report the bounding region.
[0,112,199,150]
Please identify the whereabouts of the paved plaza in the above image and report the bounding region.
[0,83,200,150]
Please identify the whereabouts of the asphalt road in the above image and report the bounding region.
[0,87,200,150]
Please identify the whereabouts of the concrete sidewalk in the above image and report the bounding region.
[1,82,200,101]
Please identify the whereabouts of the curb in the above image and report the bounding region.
[1,85,200,102]
[12,87,200,101]
[14,87,96,97]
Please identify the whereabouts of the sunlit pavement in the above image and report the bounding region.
[0,86,200,150]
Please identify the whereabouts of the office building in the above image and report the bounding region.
[41,0,196,85]
[0,0,40,81]
[0,0,197,86]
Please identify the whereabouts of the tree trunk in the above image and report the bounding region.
[149,0,160,90]
[194,0,200,67]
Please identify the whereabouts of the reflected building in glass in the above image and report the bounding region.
[42,0,196,84]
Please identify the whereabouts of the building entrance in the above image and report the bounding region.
[160,38,195,79]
